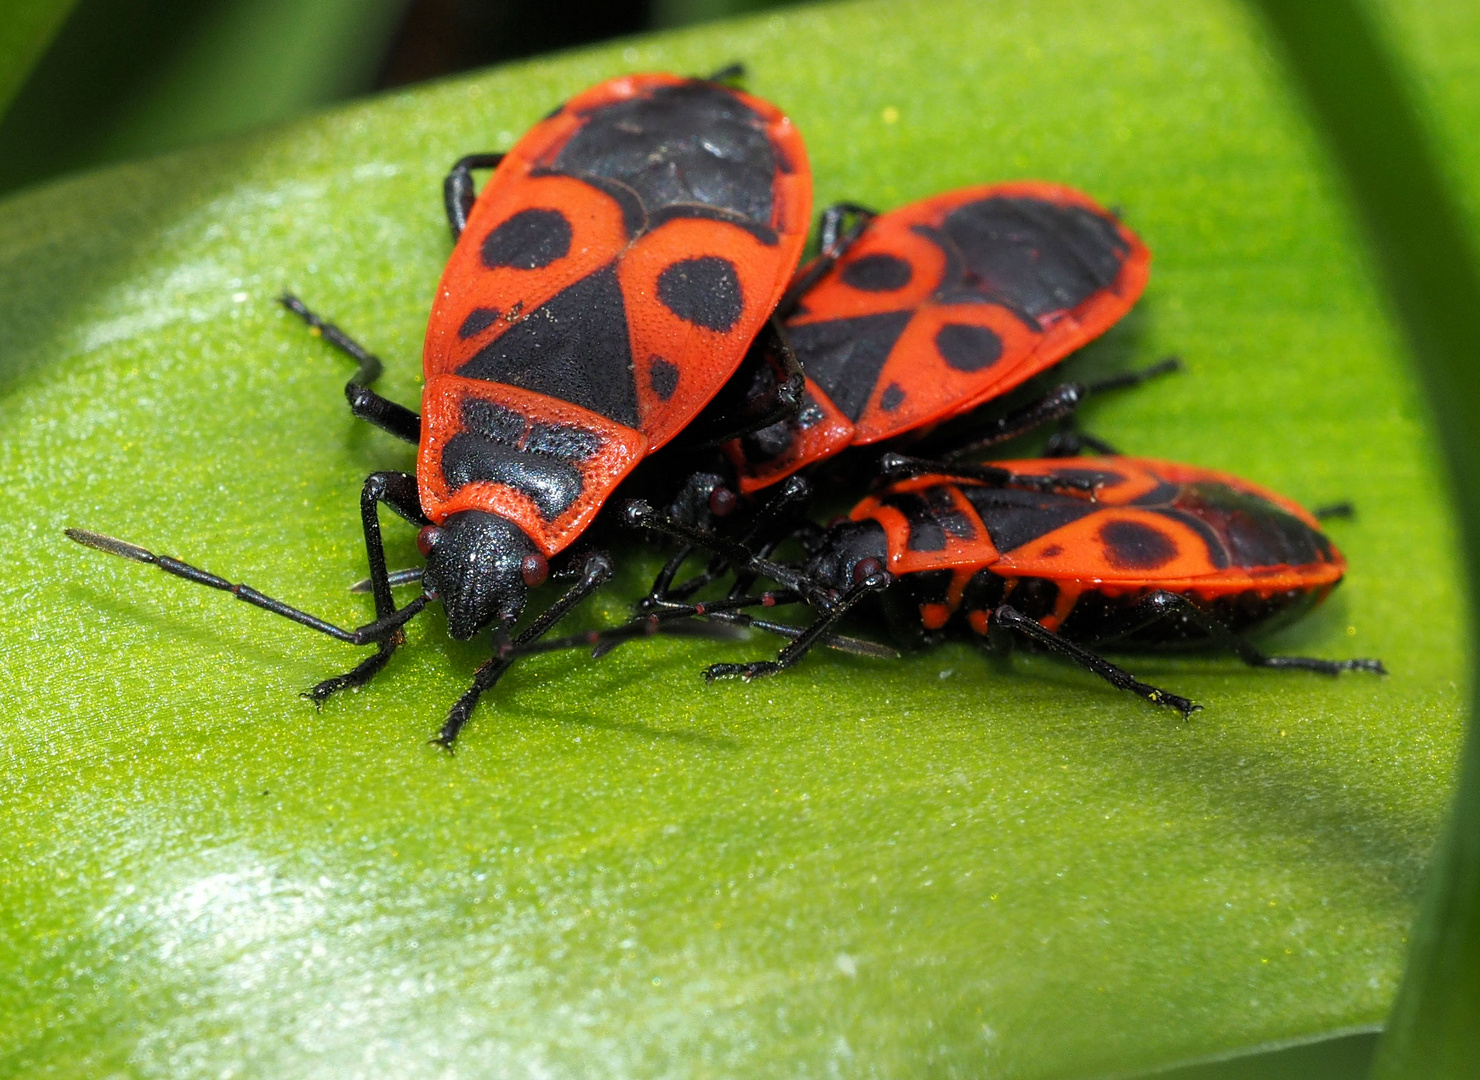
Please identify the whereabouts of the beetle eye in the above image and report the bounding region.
[852,556,885,584]
[417,526,443,557]
[708,485,738,518]
[521,552,549,588]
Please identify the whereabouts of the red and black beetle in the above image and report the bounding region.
[67,68,812,746]
[724,182,1152,494]
[624,457,1385,711]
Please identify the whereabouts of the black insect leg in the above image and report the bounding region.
[350,566,424,593]
[703,569,892,682]
[1083,356,1184,396]
[1041,428,1121,458]
[702,62,746,86]
[432,551,615,750]
[1096,591,1387,675]
[939,383,1088,459]
[989,604,1201,715]
[655,475,814,605]
[443,153,506,241]
[1312,502,1356,521]
[65,529,428,650]
[1042,357,1184,457]
[279,294,422,443]
[674,316,806,447]
[879,453,1098,496]
[304,471,431,703]
[623,500,830,608]
[933,356,1182,461]
[776,202,878,317]
[538,590,899,662]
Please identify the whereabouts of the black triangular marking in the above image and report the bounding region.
[553,83,776,237]
[457,263,640,429]
[788,310,914,422]
[960,486,1099,555]
[934,196,1132,323]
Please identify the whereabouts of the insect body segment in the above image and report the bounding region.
[626,457,1383,715]
[848,459,1346,647]
[727,183,1151,492]
[416,73,811,639]
[68,69,817,746]
[396,76,806,623]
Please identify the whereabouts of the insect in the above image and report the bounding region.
[623,456,1386,711]
[638,183,1165,609]
[724,182,1154,495]
[67,67,813,747]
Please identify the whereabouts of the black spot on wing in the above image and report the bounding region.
[879,383,906,412]
[1151,510,1231,570]
[481,208,572,270]
[961,485,1098,555]
[658,256,743,332]
[554,82,776,233]
[1171,482,1331,568]
[841,253,913,291]
[1099,519,1178,570]
[929,196,1131,327]
[934,323,1003,372]
[457,263,640,428]
[458,307,501,339]
[787,310,913,422]
[649,356,679,401]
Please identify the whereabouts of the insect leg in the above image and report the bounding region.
[703,569,891,681]
[279,294,421,443]
[65,529,428,645]
[1042,357,1185,457]
[702,62,746,86]
[623,500,828,608]
[652,474,813,604]
[303,471,429,703]
[939,383,1087,458]
[878,453,1098,496]
[443,152,506,241]
[1082,356,1184,396]
[535,591,897,662]
[1099,591,1386,675]
[990,604,1201,715]
[673,316,806,447]
[776,202,878,317]
[1312,502,1356,521]
[432,551,615,749]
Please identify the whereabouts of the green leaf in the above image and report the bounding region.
[0,0,80,119]
[1245,1,1480,1075]
[0,1,1471,1075]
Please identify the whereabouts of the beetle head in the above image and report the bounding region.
[419,511,547,640]
[806,519,888,593]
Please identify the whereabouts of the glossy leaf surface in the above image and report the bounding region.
[0,0,1473,1076]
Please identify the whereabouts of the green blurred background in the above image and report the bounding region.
[0,0,790,196]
